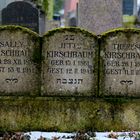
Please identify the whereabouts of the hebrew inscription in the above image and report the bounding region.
[101,30,140,96]
[42,29,98,95]
[0,27,40,95]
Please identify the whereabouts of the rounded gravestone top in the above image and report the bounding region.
[42,27,98,96]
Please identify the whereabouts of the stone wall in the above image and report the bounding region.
[0,26,140,132]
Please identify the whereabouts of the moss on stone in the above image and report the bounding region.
[0,97,113,132]
[42,27,99,96]
[32,37,41,64]
[1,92,140,131]
[101,28,140,39]
[0,25,39,37]
[2,96,140,132]
[123,15,136,28]
[43,27,97,38]
[0,26,41,64]
[99,28,140,97]
[0,26,140,131]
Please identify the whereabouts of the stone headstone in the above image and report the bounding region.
[136,4,140,24]
[0,26,40,95]
[123,0,137,16]
[45,20,60,32]
[2,1,39,33]
[123,0,134,15]
[69,17,77,27]
[78,0,122,34]
[100,29,140,97]
[42,28,98,96]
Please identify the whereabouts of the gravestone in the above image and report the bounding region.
[69,17,77,27]
[78,0,122,34]
[123,0,134,15]
[0,26,40,95]
[1,26,140,131]
[136,5,140,25]
[123,0,137,16]
[100,29,140,97]
[42,28,98,96]
[2,1,39,33]
[45,20,60,32]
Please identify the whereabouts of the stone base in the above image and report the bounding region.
[0,97,140,132]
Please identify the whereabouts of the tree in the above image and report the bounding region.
[32,0,54,20]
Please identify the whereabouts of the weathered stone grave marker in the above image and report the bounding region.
[100,29,140,97]
[42,28,98,96]
[0,26,140,131]
[2,1,39,33]
[123,0,134,15]
[78,0,122,34]
[0,26,40,95]
[69,17,77,27]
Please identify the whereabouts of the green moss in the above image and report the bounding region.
[43,27,97,38]
[0,25,39,37]
[1,97,140,131]
[43,0,49,14]
[123,15,136,28]
[123,22,136,28]
[32,37,41,63]
[101,28,140,39]
[0,97,111,132]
